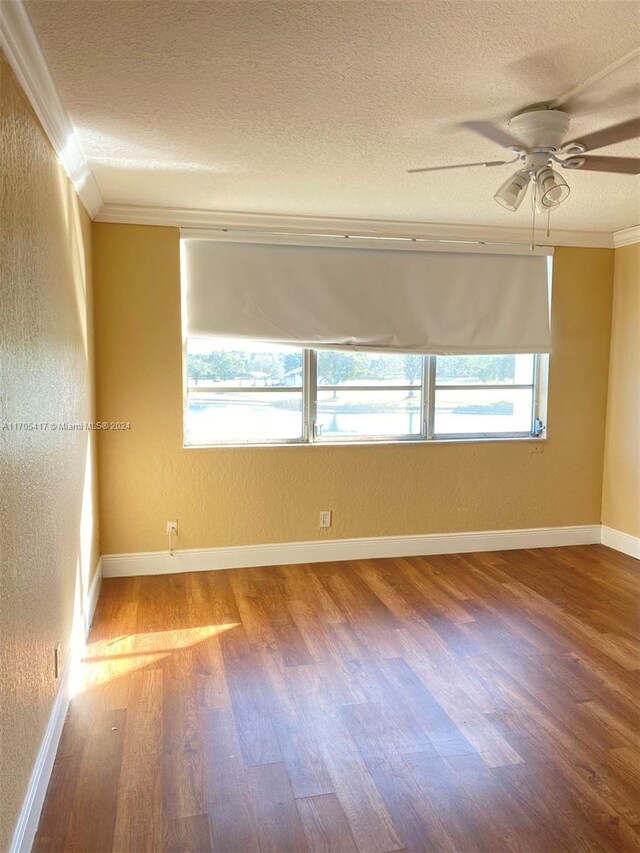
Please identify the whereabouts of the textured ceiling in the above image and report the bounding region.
[25,0,640,231]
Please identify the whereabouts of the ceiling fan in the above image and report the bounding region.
[407,49,640,222]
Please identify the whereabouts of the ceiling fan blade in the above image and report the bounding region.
[565,155,640,174]
[562,83,640,118]
[551,47,640,109]
[459,121,526,150]
[407,159,507,174]
[566,117,640,152]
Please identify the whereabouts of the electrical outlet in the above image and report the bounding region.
[167,520,178,534]
[54,644,61,679]
[528,443,544,455]
[319,510,332,529]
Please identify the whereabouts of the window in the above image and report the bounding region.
[185,339,303,444]
[432,354,539,438]
[316,351,423,440]
[185,341,546,446]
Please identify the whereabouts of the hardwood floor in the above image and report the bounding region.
[34,545,639,853]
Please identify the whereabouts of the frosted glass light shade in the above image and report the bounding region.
[536,167,570,207]
[494,170,531,211]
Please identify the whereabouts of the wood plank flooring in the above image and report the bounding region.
[34,545,639,852]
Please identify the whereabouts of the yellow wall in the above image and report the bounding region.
[93,223,614,555]
[0,54,100,849]
[602,244,640,539]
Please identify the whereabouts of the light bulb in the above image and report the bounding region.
[494,170,531,211]
[536,167,570,208]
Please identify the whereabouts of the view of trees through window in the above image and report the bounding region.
[187,348,521,388]
[185,339,538,444]
[187,348,303,386]
[435,354,517,384]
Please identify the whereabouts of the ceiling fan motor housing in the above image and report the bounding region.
[509,109,570,152]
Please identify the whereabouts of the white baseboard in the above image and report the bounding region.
[9,654,75,853]
[83,560,102,637]
[101,524,601,577]
[601,526,640,560]
[9,560,103,853]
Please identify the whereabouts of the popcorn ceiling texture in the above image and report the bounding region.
[602,243,640,538]
[26,0,640,231]
[0,54,100,850]
[93,224,614,556]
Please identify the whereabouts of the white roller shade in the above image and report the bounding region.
[182,236,552,354]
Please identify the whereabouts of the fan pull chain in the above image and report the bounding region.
[530,180,537,251]
[546,204,551,239]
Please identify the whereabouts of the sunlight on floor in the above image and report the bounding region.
[72,623,239,694]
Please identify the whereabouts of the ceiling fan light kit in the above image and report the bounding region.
[495,109,574,220]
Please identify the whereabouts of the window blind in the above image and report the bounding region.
[182,236,552,354]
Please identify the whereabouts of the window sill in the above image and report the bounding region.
[183,435,547,450]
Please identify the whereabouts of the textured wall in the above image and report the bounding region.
[602,244,640,538]
[0,54,99,849]
[93,223,614,555]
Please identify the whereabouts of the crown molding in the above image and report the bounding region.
[95,203,614,248]
[612,225,640,248]
[0,0,103,218]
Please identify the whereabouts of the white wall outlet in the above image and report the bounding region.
[166,520,178,534]
[319,510,332,529]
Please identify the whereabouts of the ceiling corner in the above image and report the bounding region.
[0,0,103,218]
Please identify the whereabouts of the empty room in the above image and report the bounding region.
[1,1,639,851]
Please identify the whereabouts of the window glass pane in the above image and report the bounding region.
[317,389,422,438]
[186,391,302,444]
[434,388,534,435]
[435,354,534,386]
[186,338,302,388]
[317,350,422,387]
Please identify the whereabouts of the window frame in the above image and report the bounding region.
[429,353,544,442]
[183,345,547,448]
